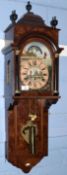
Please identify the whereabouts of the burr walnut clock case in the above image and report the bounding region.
[3,2,62,173]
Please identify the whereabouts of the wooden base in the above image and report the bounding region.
[6,98,48,172]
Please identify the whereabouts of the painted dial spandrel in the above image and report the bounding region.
[19,42,52,90]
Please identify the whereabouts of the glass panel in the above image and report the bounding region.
[19,41,52,91]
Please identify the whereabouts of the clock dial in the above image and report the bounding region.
[19,41,52,91]
[20,59,49,90]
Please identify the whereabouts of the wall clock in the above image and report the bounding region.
[3,1,63,173]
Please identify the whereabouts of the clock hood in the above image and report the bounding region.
[17,11,45,26]
[17,1,45,26]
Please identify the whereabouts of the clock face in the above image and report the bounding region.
[19,41,52,91]
[20,59,49,90]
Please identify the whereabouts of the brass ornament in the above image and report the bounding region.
[21,114,38,154]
